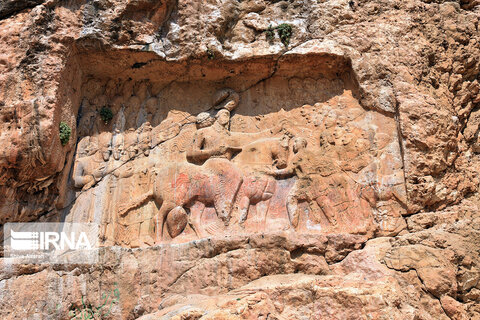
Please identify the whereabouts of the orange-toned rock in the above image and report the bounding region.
[441,296,469,320]
[384,244,457,298]
[1,0,480,319]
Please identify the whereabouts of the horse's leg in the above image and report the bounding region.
[262,177,276,227]
[188,201,206,238]
[286,183,300,228]
[214,178,243,225]
[237,195,251,224]
[212,162,243,225]
[153,201,176,243]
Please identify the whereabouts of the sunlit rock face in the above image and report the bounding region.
[1,0,480,319]
[65,54,406,247]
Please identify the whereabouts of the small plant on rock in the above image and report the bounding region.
[59,121,71,146]
[276,23,293,47]
[68,284,120,319]
[99,106,113,124]
[265,25,275,42]
[264,23,293,47]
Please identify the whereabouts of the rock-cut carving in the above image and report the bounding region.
[73,132,112,190]
[69,77,407,244]
[186,108,243,164]
[266,136,377,231]
[213,88,240,111]
[117,159,243,241]
[232,135,291,224]
[118,89,288,240]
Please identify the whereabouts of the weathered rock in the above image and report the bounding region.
[440,296,469,320]
[1,0,480,319]
[384,244,458,298]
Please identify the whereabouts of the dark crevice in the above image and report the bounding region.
[0,0,44,20]
[131,62,147,69]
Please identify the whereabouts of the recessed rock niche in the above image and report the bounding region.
[65,53,407,247]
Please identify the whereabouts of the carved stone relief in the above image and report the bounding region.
[67,70,406,247]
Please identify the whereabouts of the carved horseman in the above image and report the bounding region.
[118,89,287,241]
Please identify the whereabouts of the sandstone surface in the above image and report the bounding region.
[0,0,480,319]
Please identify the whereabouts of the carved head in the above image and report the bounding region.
[293,137,307,153]
[333,126,345,141]
[124,129,138,160]
[139,125,152,156]
[98,132,112,161]
[213,88,239,111]
[320,131,334,148]
[77,136,91,159]
[196,112,215,129]
[215,109,230,127]
[341,131,355,146]
[280,134,290,148]
[274,134,291,169]
[324,110,337,129]
[87,136,99,156]
[112,132,124,160]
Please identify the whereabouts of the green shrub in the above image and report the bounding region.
[59,122,71,146]
[276,23,293,47]
[68,284,120,320]
[264,23,293,47]
[99,106,113,124]
[266,25,275,42]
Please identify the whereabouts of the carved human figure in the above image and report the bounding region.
[266,137,311,227]
[187,107,283,165]
[101,131,126,245]
[186,109,241,164]
[119,105,285,240]
[187,135,291,235]
[161,111,229,238]
[76,136,92,159]
[188,88,272,164]
[268,136,378,231]
[73,137,98,190]
[232,135,291,223]
[107,130,136,180]
[138,124,152,157]
[119,89,294,241]
[111,131,124,161]
[73,132,112,190]
[184,90,285,233]
[124,128,138,160]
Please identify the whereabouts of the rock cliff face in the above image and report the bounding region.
[1,0,480,319]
